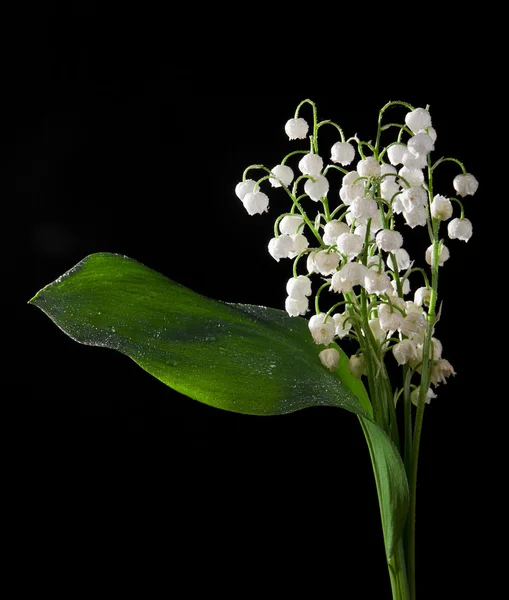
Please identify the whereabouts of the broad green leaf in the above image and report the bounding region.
[29,252,408,557]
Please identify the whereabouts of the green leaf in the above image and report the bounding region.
[29,252,407,557]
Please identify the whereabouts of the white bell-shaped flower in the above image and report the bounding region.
[430,359,456,386]
[331,142,355,165]
[242,191,269,215]
[378,303,403,333]
[411,387,436,406]
[285,296,309,317]
[337,232,364,259]
[393,339,418,365]
[387,144,407,166]
[391,277,411,296]
[333,312,352,338]
[400,186,428,213]
[279,215,304,235]
[285,117,309,140]
[235,179,256,200]
[357,156,381,178]
[447,218,473,242]
[364,270,391,295]
[286,275,312,299]
[430,195,453,220]
[425,244,450,266]
[399,167,425,188]
[313,250,340,275]
[350,197,378,219]
[298,153,323,178]
[268,235,293,261]
[323,220,350,246]
[414,287,431,307]
[288,233,309,258]
[403,206,427,228]
[319,348,340,371]
[453,173,479,197]
[381,180,401,202]
[376,229,403,252]
[388,248,411,273]
[304,175,329,201]
[407,132,435,157]
[309,313,336,346]
[331,262,368,293]
[405,107,432,134]
[269,164,294,188]
[401,151,427,170]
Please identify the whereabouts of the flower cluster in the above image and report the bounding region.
[235,100,476,404]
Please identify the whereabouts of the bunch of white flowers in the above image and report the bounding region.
[235,99,477,404]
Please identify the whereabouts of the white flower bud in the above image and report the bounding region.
[405,107,432,134]
[235,179,256,200]
[387,144,407,166]
[319,348,340,371]
[414,287,431,307]
[350,197,378,219]
[313,250,340,276]
[331,262,368,293]
[268,235,293,261]
[393,339,418,365]
[453,173,479,197]
[279,215,304,235]
[378,303,403,333]
[304,175,329,201]
[323,220,350,246]
[447,218,473,242]
[340,183,365,205]
[337,232,364,259]
[286,275,312,299]
[364,270,391,295]
[285,117,309,140]
[430,359,456,386]
[375,229,403,252]
[425,244,450,266]
[400,186,428,213]
[333,312,352,338]
[388,248,411,272]
[331,142,355,165]
[309,313,336,346]
[288,233,309,258]
[343,170,361,185]
[285,296,309,317]
[298,153,323,178]
[357,156,381,178]
[411,387,436,407]
[407,132,434,157]
[242,191,269,215]
[399,167,424,188]
[269,164,294,188]
[430,195,453,220]
[349,354,366,378]
[403,206,427,229]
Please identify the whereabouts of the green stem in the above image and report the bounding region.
[388,538,411,600]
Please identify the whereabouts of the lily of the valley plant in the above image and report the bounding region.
[30,99,476,599]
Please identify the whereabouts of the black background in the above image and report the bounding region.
[6,7,493,598]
